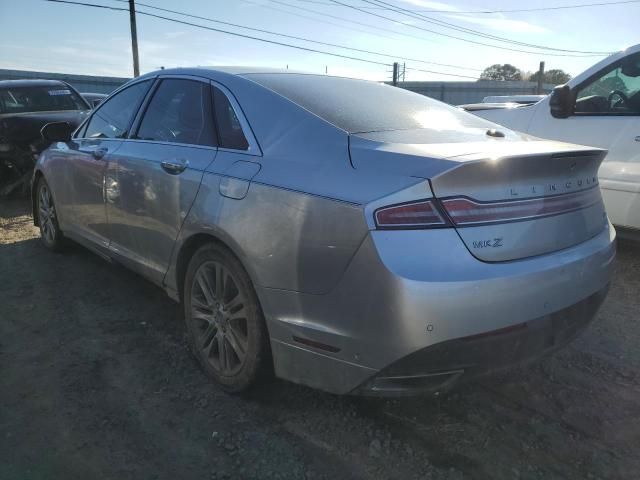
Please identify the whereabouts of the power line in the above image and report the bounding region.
[239,0,404,42]
[428,0,640,14]
[44,0,478,79]
[111,0,482,73]
[341,0,613,56]
[267,0,583,66]
[289,0,334,5]
[264,0,450,48]
[42,0,383,68]
[293,0,640,14]
[362,0,612,54]
[327,0,608,57]
[46,0,127,11]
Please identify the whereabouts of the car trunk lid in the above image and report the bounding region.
[351,132,608,262]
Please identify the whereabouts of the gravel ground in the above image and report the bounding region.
[1,198,639,480]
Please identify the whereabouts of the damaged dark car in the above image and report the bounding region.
[0,79,90,196]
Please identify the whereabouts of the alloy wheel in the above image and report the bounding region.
[38,183,57,244]
[190,260,249,376]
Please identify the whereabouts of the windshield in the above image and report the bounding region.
[245,73,493,133]
[0,85,88,114]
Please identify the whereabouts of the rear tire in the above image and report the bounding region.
[183,243,271,393]
[36,177,65,252]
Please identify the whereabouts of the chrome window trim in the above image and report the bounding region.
[72,74,262,156]
[217,147,260,156]
[210,80,262,157]
[117,137,218,153]
[75,137,124,146]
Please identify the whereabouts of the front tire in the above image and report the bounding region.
[184,243,271,392]
[36,177,65,251]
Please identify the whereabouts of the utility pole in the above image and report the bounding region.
[129,0,140,77]
[536,61,545,94]
[392,62,399,86]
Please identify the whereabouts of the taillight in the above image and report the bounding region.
[441,186,601,226]
[375,200,449,229]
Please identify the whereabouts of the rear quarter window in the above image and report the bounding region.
[212,87,249,150]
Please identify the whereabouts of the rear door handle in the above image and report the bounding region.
[161,159,188,174]
[92,147,108,160]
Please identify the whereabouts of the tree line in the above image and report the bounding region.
[479,64,571,84]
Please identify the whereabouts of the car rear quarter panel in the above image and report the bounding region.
[171,174,369,295]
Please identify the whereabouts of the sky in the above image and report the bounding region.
[0,0,638,82]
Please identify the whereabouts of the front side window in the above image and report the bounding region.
[83,80,152,139]
[212,87,249,150]
[575,53,640,115]
[136,79,216,147]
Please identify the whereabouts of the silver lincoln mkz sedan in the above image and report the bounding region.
[34,68,615,395]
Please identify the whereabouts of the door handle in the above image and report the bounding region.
[92,147,108,160]
[635,136,640,142]
[161,159,188,174]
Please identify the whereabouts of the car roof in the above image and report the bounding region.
[0,79,70,88]
[201,66,305,75]
[136,66,347,85]
[145,66,306,76]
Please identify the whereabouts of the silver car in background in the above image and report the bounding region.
[33,68,615,395]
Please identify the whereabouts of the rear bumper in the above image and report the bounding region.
[354,285,608,395]
[264,222,616,395]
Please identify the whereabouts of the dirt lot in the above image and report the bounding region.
[1,198,639,480]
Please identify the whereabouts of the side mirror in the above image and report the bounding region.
[549,84,574,119]
[41,122,73,142]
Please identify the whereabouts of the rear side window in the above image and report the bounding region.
[136,79,216,147]
[83,80,151,139]
[212,87,249,150]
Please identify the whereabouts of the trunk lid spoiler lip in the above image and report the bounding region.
[349,133,607,183]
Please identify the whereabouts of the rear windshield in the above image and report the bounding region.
[244,73,490,133]
[0,85,88,114]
